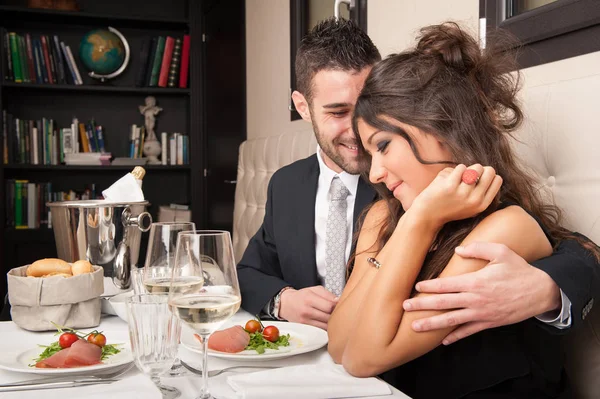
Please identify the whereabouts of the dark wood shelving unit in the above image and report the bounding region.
[1,81,190,94]
[0,5,189,28]
[0,0,246,317]
[3,164,191,171]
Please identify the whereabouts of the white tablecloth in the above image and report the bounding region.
[0,311,410,399]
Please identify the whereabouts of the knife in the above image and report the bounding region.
[0,378,118,392]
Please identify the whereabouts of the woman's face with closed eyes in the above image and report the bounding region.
[357,117,452,210]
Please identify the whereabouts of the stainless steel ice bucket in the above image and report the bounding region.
[47,200,152,289]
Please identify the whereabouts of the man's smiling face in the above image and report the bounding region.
[307,68,371,174]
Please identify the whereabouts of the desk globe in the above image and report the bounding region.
[79,27,130,82]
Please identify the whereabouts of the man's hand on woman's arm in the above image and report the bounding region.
[402,242,562,345]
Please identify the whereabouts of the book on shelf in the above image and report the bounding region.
[2,111,110,165]
[179,34,190,88]
[5,180,99,230]
[167,37,182,88]
[64,152,112,165]
[160,131,188,165]
[134,34,190,89]
[3,30,83,85]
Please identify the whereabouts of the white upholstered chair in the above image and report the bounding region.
[232,55,600,398]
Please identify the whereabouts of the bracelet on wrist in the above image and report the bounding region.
[367,257,382,269]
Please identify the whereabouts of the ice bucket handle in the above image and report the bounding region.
[113,208,152,289]
[122,208,152,232]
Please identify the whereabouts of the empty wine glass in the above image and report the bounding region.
[126,294,181,399]
[168,230,241,399]
[143,221,195,376]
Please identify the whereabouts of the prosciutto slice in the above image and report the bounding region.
[64,339,102,367]
[35,348,71,368]
[202,325,250,353]
[35,339,102,368]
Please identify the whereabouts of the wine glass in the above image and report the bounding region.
[168,230,241,399]
[126,293,181,399]
[143,221,195,376]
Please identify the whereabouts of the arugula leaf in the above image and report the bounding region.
[31,341,63,364]
[101,344,121,360]
[245,332,291,354]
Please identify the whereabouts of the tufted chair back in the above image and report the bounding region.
[232,129,317,262]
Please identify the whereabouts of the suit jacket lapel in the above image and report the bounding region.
[353,176,377,236]
[294,155,319,285]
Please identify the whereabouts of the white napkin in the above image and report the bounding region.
[227,363,391,399]
[102,173,144,202]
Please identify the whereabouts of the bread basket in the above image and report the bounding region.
[7,264,104,331]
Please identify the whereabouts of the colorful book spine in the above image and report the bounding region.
[9,33,22,83]
[45,35,59,84]
[179,34,190,88]
[144,37,158,87]
[40,35,54,84]
[78,123,90,152]
[32,38,43,84]
[95,125,106,153]
[52,35,66,84]
[149,36,165,87]
[64,45,82,85]
[60,41,77,85]
[135,38,152,87]
[167,37,182,88]
[18,35,29,83]
[25,34,36,83]
[2,110,7,164]
[3,30,13,81]
[158,36,174,87]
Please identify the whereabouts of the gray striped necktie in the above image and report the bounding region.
[324,176,350,296]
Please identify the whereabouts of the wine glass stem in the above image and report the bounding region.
[200,333,211,398]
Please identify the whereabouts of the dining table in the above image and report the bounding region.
[0,308,411,399]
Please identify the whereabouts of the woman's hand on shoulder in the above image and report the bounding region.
[410,164,503,227]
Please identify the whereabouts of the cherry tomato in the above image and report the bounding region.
[245,320,262,333]
[262,325,279,343]
[59,332,79,349]
[87,333,107,347]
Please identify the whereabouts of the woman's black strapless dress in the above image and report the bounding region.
[380,204,569,398]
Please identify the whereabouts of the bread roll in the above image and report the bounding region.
[26,258,72,277]
[44,272,72,278]
[71,259,93,276]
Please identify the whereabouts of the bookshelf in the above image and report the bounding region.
[0,0,247,303]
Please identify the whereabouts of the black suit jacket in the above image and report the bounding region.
[237,154,376,315]
[532,232,600,331]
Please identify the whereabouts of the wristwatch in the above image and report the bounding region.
[271,286,292,320]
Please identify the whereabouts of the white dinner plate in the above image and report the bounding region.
[181,321,328,362]
[0,331,133,375]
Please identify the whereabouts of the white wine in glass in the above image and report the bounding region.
[168,230,241,399]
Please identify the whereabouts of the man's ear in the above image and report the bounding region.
[291,91,312,122]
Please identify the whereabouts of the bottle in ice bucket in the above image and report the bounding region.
[102,166,146,202]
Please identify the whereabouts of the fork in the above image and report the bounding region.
[180,360,278,377]
[0,363,135,388]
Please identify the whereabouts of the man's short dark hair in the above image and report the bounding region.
[295,17,381,103]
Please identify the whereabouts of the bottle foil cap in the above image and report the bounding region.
[131,166,146,180]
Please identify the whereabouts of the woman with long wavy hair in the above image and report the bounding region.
[327,22,598,398]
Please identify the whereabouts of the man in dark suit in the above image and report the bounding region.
[237,17,599,339]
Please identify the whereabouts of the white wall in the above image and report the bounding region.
[368,0,479,57]
[245,0,599,140]
[245,1,311,140]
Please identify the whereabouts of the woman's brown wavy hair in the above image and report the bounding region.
[349,22,599,285]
